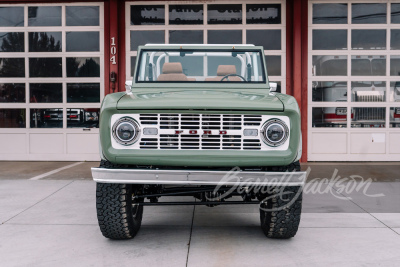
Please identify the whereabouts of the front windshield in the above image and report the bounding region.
[136,49,266,83]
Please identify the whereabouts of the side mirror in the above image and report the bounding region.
[125,80,133,95]
[269,82,278,92]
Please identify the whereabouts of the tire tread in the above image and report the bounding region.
[260,187,302,239]
[96,161,143,240]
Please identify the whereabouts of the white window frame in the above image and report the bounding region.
[0,2,104,160]
[125,0,286,92]
[308,0,400,161]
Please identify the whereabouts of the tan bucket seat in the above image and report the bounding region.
[157,62,188,81]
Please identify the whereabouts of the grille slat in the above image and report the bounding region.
[139,114,158,125]
[139,114,262,150]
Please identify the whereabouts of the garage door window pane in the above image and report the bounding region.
[208,30,241,44]
[131,5,165,25]
[30,83,62,103]
[130,31,164,51]
[0,32,24,52]
[169,30,203,44]
[389,82,400,102]
[390,107,400,127]
[390,56,400,76]
[0,7,24,27]
[312,56,347,76]
[67,108,99,128]
[0,109,25,128]
[0,58,25,77]
[67,83,100,103]
[265,56,281,76]
[351,107,385,128]
[247,30,281,50]
[351,81,386,102]
[66,57,100,77]
[66,32,99,52]
[312,81,347,102]
[352,56,386,76]
[29,32,62,52]
[372,58,386,76]
[313,30,347,50]
[208,4,242,24]
[352,30,386,50]
[391,4,400,24]
[29,58,62,77]
[66,6,99,26]
[349,61,369,74]
[0,83,25,103]
[352,4,387,24]
[313,4,347,24]
[390,30,400,50]
[30,108,62,128]
[247,4,281,24]
[28,6,61,26]
[169,5,203,25]
[312,107,347,128]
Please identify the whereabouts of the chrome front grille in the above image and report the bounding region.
[138,114,262,150]
[354,91,385,102]
[354,107,386,121]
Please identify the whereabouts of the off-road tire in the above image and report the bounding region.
[260,186,302,239]
[96,183,143,240]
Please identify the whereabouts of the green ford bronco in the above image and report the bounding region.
[92,44,306,240]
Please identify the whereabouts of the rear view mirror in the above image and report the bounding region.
[269,82,278,92]
[125,80,133,95]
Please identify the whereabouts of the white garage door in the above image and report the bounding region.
[125,0,286,93]
[308,1,400,161]
[0,3,103,161]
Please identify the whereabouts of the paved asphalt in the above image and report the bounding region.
[0,162,399,266]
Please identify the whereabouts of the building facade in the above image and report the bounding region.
[0,0,399,162]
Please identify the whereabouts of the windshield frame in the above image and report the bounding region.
[134,48,268,85]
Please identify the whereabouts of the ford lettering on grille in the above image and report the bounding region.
[175,130,228,135]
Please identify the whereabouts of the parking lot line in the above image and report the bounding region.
[29,162,84,180]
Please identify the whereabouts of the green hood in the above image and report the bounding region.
[116,89,283,111]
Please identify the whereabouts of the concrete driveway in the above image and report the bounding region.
[0,162,400,266]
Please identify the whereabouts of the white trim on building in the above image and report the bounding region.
[125,0,286,93]
[308,0,400,161]
[0,2,104,161]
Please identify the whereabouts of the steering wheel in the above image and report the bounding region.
[220,74,247,82]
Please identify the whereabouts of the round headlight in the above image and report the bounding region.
[261,119,289,147]
[112,117,140,145]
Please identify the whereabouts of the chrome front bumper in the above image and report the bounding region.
[91,167,306,186]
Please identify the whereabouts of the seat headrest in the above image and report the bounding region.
[162,62,183,74]
[217,65,237,76]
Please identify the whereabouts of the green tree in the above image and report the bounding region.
[0,32,24,52]
[29,32,61,52]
